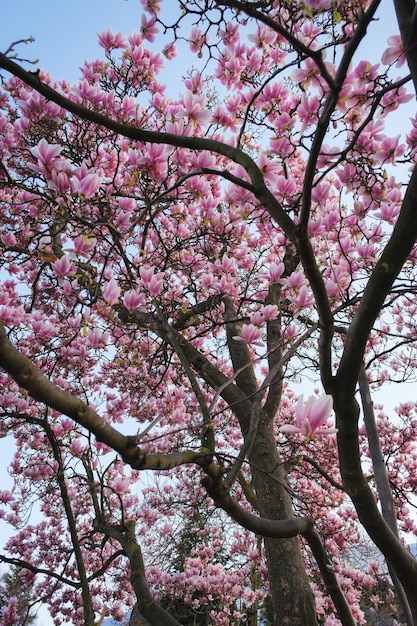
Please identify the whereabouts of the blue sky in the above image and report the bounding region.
[1,0,145,81]
[1,0,404,84]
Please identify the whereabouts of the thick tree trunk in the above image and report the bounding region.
[222,295,317,625]
[249,413,317,626]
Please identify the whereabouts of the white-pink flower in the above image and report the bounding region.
[148,274,164,297]
[73,235,96,257]
[123,289,147,311]
[139,266,164,297]
[268,262,285,283]
[293,285,314,310]
[98,28,126,51]
[140,13,159,42]
[71,169,102,198]
[31,138,62,164]
[86,327,109,349]
[103,278,121,305]
[250,311,265,326]
[233,323,263,347]
[53,255,76,278]
[381,35,406,67]
[112,477,130,495]
[1,597,19,626]
[179,91,211,126]
[279,394,337,439]
[262,304,279,320]
[69,438,85,457]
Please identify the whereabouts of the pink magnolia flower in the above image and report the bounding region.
[123,289,147,311]
[218,21,239,46]
[69,438,85,457]
[184,70,204,94]
[139,266,164,297]
[381,35,406,67]
[375,135,405,164]
[250,311,265,327]
[97,28,126,51]
[1,597,19,626]
[147,274,164,297]
[53,255,76,278]
[284,325,297,341]
[293,285,315,310]
[180,91,211,126]
[140,0,161,15]
[281,269,305,290]
[50,169,71,192]
[304,0,332,9]
[292,57,320,86]
[163,41,177,60]
[233,323,263,347]
[31,138,62,165]
[71,168,102,198]
[262,304,279,320]
[380,85,413,114]
[1,231,17,247]
[268,262,285,283]
[112,476,130,495]
[137,143,168,179]
[140,14,159,42]
[247,24,276,48]
[298,95,320,133]
[189,27,207,56]
[279,394,337,439]
[73,234,96,257]
[0,490,14,504]
[86,327,109,349]
[102,278,121,305]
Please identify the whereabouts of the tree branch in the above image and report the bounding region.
[93,520,182,626]
[358,366,413,626]
[0,52,296,239]
[0,320,221,475]
[394,0,417,93]
[203,473,356,626]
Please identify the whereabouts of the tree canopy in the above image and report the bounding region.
[1,1,417,625]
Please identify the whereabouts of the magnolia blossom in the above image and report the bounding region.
[304,0,333,9]
[189,26,206,55]
[112,476,131,495]
[53,255,76,279]
[86,327,109,349]
[268,262,285,283]
[381,35,406,67]
[1,597,19,626]
[102,278,121,305]
[69,438,86,457]
[279,395,337,439]
[123,289,147,311]
[140,13,159,42]
[97,28,126,51]
[73,234,96,257]
[31,138,62,165]
[71,169,102,199]
[179,91,211,126]
[233,323,263,346]
[139,265,164,297]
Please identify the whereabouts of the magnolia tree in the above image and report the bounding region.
[0,0,417,624]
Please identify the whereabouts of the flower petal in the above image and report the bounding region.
[308,395,333,434]
[278,424,301,433]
